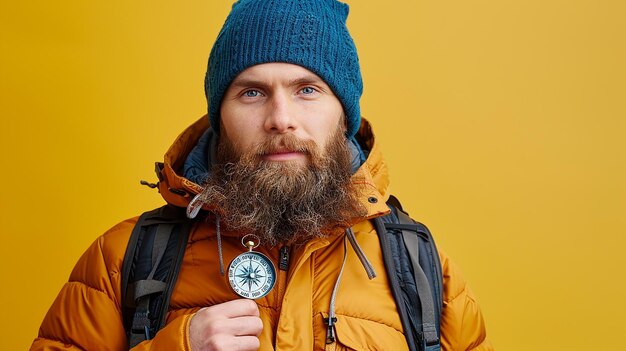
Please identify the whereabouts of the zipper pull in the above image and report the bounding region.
[279,246,290,271]
[324,316,337,344]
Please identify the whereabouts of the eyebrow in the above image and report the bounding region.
[287,75,325,87]
[229,74,326,90]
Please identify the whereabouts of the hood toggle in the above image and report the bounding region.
[139,180,158,189]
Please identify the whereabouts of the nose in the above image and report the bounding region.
[264,92,296,134]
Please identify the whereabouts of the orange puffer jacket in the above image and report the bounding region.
[31,116,493,351]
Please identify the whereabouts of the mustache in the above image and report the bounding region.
[251,134,319,158]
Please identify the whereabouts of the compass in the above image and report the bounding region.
[228,235,276,299]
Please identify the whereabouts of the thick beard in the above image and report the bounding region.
[197,125,366,246]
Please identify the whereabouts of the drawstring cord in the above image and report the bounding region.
[326,227,377,344]
[346,227,377,279]
[187,193,225,275]
[215,214,225,275]
[187,193,204,219]
[325,234,348,344]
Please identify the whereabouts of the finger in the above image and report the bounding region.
[210,335,260,351]
[201,299,260,319]
[231,335,261,351]
[190,317,262,349]
[197,315,262,338]
[229,316,264,336]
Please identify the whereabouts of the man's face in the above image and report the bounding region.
[198,63,365,245]
[219,63,344,166]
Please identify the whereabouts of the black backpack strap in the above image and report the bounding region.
[374,199,443,351]
[374,215,419,351]
[395,210,441,350]
[120,205,192,348]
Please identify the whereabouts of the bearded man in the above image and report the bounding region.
[31,1,492,350]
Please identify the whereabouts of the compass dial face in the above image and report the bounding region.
[228,252,276,299]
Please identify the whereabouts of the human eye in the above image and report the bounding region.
[300,86,317,95]
[243,89,261,98]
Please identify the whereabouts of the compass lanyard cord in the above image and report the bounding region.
[187,195,226,276]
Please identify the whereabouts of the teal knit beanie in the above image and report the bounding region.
[205,0,363,137]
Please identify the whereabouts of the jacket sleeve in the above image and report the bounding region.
[438,251,494,351]
[30,220,194,351]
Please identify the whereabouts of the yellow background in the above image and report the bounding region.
[1,0,625,349]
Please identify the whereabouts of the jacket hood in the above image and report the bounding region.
[155,115,391,223]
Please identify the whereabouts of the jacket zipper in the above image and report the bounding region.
[279,245,290,271]
[275,245,290,307]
